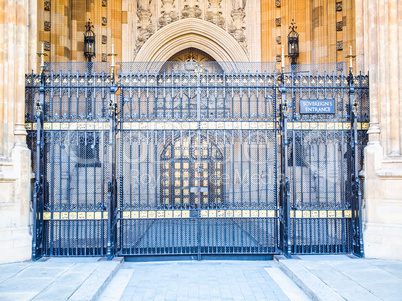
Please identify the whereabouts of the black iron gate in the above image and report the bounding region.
[25,62,368,260]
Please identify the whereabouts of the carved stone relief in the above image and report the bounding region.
[276,36,281,44]
[136,0,155,53]
[228,0,247,53]
[336,41,343,51]
[205,0,225,29]
[44,1,51,11]
[159,0,179,28]
[181,0,202,19]
[336,1,342,11]
[336,21,343,31]
[44,21,51,31]
[275,0,281,8]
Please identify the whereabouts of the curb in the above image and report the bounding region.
[274,255,344,301]
[68,257,124,301]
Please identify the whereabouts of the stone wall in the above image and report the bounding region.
[357,0,402,260]
[0,0,32,263]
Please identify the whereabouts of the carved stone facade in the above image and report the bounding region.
[205,0,225,28]
[159,0,179,28]
[181,0,202,19]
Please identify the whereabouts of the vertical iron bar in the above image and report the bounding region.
[32,71,45,260]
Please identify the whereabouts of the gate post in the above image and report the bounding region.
[349,67,364,257]
[107,67,118,260]
[32,67,45,260]
[279,57,291,258]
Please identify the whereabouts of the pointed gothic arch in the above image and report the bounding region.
[134,18,249,71]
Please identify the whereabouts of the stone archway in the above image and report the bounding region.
[134,18,249,72]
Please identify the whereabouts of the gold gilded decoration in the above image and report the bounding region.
[242,123,249,130]
[294,122,301,129]
[43,212,51,220]
[174,211,182,218]
[242,210,250,217]
[234,210,242,217]
[328,210,336,218]
[287,123,293,130]
[209,210,217,217]
[148,211,156,218]
[140,211,148,218]
[290,210,294,218]
[327,123,335,130]
[343,123,351,130]
[78,212,86,219]
[344,210,352,218]
[95,212,102,219]
[78,123,86,130]
[259,210,267,217]
[336,210,343,218]
[25,123,32,130]
[87,123,95,130]
[225,122,233,130]
[226,210,234,217]
[208,122,216,129]
[303,211,310,218]
[357,123,362,130]
[52,123,61,130]
[295,211,302,218]
[200,122,208,129]
[319,123,326,130]
[266,122,274,129]
[201,210,208,217]
[123,211,131,219]
[69,212,77,219]
[250,122,258,129]
[310,122,318,130]
[53,212,60,219]
[87,212,94,219]
[362,123,369,130]
[217,122,224,129]
[302,123,309,130]
[32,123,38,130]
[268,210,275,217]
[44,123,51,130]
[182,210,190,218]
[319,211,327,218]
[311,210,319,218]
[157,211,165,218]
[103,212,108,219]
[217,210,225,217]
[258,122,266,130]
[165,211,173,218]
[69,123,77,130]
[251,210,258,217]
[61,212,69,220]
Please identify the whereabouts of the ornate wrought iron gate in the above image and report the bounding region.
[25,62,368,260]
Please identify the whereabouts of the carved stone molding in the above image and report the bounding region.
[102,35,107,44]
[205,0,225,29]
[336,41,343,51]
[276,54,281,62]
[44,21,51,31]
[102,17,107,25]
[228,1,247,53]
[336,1,342,12]
[44,41,51,51]
[275,0,281,8]
[136,2,155,54]
[101,53,107,62]
[182,0,202,19]
[44,1,51,11]
[102,0,107,7]
[159,0,179,29]
[336,21,343,31]
[276,36,281,44]
[275,18,281,27]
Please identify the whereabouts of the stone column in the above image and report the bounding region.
[0,0,32,263]
[360,0,402,260]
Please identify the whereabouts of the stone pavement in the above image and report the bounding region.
[99,260,310,301]
[0,257,122,301]
[275,255,402,301]
[1,255,402,300]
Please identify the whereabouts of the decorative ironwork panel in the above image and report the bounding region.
[25,62,369,259]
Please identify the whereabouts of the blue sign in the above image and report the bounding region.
[299,99,335,114]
